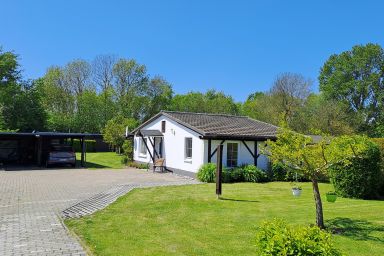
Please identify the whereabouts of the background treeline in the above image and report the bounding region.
[1,43,384,137]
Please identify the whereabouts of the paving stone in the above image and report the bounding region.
[0,168,199,255]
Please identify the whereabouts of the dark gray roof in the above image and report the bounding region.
[134,111,278,140]
[0,132,102,139]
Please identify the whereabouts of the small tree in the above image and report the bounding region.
[103,116,137,154]
[265,129,369,229]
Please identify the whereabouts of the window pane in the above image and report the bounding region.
[185,138,192,158]
[227,143,238,167]
[140,138,147,155]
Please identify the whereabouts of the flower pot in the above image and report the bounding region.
[292,188,302,197]
[326,194,337,202]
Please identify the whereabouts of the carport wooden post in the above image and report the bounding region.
[216,144,223,198]
[80,138,85,167]
[37,136,43,166]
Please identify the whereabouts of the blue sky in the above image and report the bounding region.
[2,0,384,101]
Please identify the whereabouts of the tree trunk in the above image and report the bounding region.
[312,178,325,229]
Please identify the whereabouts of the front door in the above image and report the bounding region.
[154,137,163,159]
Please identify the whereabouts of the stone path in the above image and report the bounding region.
[0,168,199,255]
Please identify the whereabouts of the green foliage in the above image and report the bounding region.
[268,162,309,182]
[103,116,138,152]
[197,163,268,183]
[72,139,96,152]
[242,164,269,182]
[127,161,149,169]
[329,139,382,199]
[230,167,245,182]
[197,163,217,183]
[255,219,342,256]
[121,140,133,164]
[319,43,384,136]
[168,89,240,115]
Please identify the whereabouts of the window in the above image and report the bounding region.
[140,138,147,155]
[185,137,192,159]
[161,121,166,133]
[227,143,238,167]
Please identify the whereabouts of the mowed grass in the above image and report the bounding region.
[65,182,384,256]
[76,152,125,169]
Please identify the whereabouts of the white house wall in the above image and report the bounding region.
[203,140,270,170]
[133,116,204,173]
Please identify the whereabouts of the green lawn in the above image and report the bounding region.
[76,152,125,169]
[65,182,384,256]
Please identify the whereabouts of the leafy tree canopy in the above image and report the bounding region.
[319,43,384,135]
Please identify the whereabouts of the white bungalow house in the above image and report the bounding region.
[131,111,278,177]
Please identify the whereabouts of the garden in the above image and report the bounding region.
[66,131,384,255]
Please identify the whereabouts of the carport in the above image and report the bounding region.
[0,132,102,168]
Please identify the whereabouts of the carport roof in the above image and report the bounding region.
[0,132,102,138]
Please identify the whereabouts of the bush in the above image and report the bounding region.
[222,168,233,183]
[73,139,96,152]
[197,163,217,182]
[255,219,342,256]
[329,139,382,199]
[127,161,149,169]
[231,167,245,182]
[242,165,268,182]
[267,162,310,182]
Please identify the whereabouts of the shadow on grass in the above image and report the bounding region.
[326,217,384,242]
[76,160,108,169]
[219,197,259,203]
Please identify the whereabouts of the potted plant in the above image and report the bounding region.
[291,186,302,197]
[326,191,337,202]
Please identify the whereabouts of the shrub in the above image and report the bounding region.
[197,163,217,182]
[230,167,245,182]
[255,219,342,256]
[222,168,233,183]
[242,165,268,182]
[267,162,309,182]
[329,139,382,199]
[127,161,149,169]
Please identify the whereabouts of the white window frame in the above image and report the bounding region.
[184,137,193,160]
[139,138,147,156]
[226,142,238,167]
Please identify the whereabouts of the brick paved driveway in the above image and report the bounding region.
[0,168,198,255]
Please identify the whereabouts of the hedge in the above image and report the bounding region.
[72,139,96,152]
[329,139,382,199]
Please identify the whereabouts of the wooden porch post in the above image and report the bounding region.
[207,139,212,163]
[216,144,223,198]
[254,141,258,166]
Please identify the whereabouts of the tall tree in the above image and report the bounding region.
[144,76,173,120]
[37,67,75,131]
[290,94,355,135]
[113,59,148,98]
[92,55,117,126]
[0,47,46,131]
[64,59,92,96]
[169,89,239,115]
[319,43,384,136]
[269,73,312,124]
